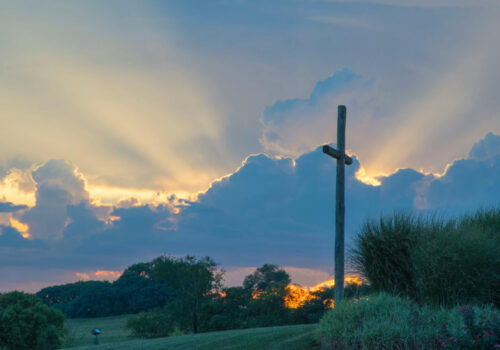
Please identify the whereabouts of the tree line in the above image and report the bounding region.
[36,255,370,337]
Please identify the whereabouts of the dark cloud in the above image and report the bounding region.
[0,201,27,213]
[0,226,30,247]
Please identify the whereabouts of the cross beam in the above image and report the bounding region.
[322,105,351,304]
[322,146,353,165]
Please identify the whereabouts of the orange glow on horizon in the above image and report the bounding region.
[284,276,362,309]
[75,270,122,281]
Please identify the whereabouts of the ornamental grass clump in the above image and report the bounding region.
[352,208,500,308]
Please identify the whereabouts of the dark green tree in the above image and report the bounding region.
[243,264,290,292]
[242,264,292,327]
[151,255,224,333]
[0,291,65,350]
[201,286,250,331]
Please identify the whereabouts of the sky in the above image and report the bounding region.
[0,0,499,292]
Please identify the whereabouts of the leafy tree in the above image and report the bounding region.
[243,264,290,292]
[0,291,65,350]
[36,267,172,318]
[36,280,108,315]
[241,264,292,327]
[292,287,335,324]
[151,255,224,333]
[201,286,250,331]
[246,287,290,327]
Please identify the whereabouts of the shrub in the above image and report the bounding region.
[317,293,439,349]
[126,308,177,338]
[0,291,65,350]
[352,208,500,307]
[437,305,500,349]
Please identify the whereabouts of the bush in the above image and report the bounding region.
[126,308,177,338]
[352,208,500,307]
[317,293,439,349]
[0,291,65,350]
[437,305,500,349]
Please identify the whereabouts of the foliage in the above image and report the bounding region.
[317,293,440,349]
[352,208,500,307]
[291,287,335,324]
[36,280,109,315]
[150,255,224,333]
[245,287,291,328]
[243,264,291,292]
[437,305,500,349]
[413,223,500,307]
[351,213,425,298]
[126,308,177,339]
[200,286,251,331]
[36,268,172,318]
[0,291,65,350]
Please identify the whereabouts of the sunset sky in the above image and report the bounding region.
[1,0,499,292]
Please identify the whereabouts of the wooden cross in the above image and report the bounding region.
[323,105,352,304]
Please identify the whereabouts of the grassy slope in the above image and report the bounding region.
[61,316,318,350]
[63,315,131,348]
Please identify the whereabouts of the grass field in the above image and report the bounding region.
[61,315,319,350]
[63,315,132,348]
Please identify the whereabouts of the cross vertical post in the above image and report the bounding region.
[322,105,351,304]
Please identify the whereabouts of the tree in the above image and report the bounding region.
[151,255,224,333]
[242,264,292,327]
[201,286,250,331]
[36,267,172,318]
[0,291,65,350]
[243,264,290,292]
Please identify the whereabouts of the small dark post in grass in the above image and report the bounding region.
[91,328,102,345]
[323,105,352,304]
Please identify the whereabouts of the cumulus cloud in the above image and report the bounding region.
[21,160,89,240]
[260,68,375,158]
[0,134,499,291]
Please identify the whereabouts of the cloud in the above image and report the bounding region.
[260,68,375,158]
[21,160,90,240]
[0,133,499,291]
[0,226,31,248]
[468,132,500,162]
[0,201,27,213]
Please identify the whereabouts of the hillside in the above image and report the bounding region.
[62,316,318,350]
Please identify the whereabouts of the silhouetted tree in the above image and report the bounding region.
[243,264,290,292]
[151,255,224,333]
[0,291,65,350]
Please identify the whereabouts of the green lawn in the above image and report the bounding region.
[61,316,318,350]
[63,315,132,348]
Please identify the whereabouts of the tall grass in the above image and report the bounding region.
[351,207,500,307]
